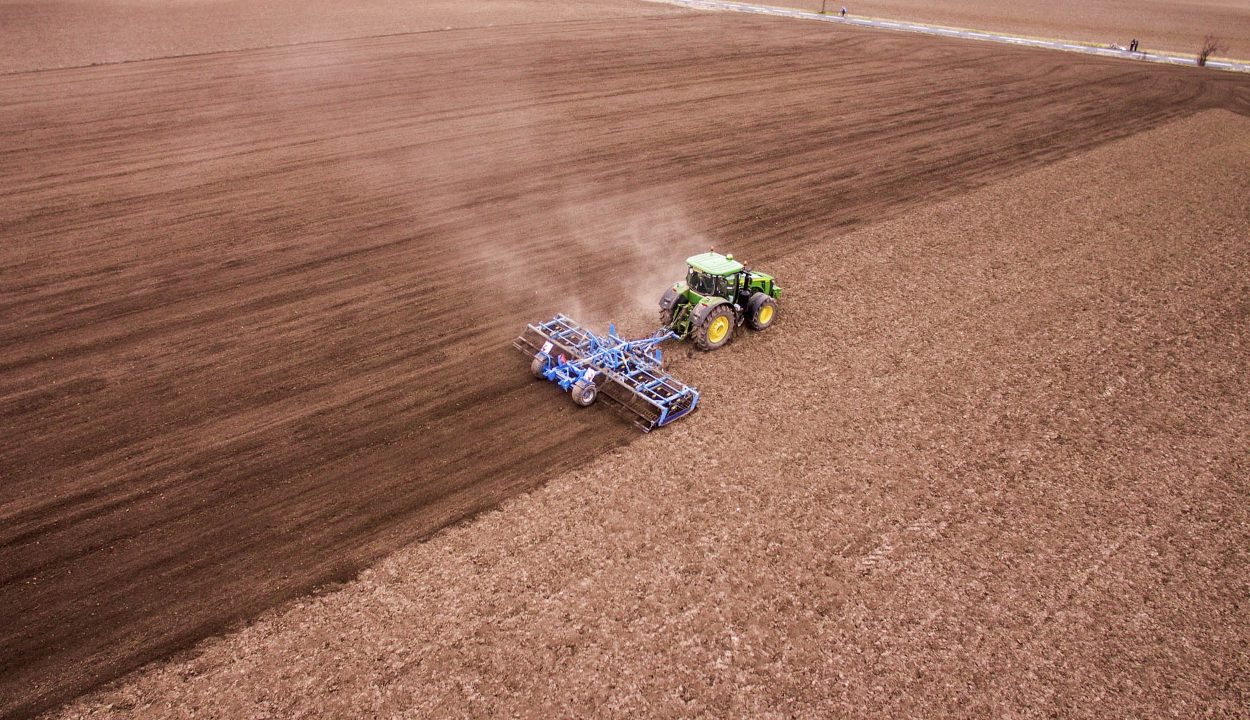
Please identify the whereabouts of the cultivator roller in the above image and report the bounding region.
[514,314,699,431]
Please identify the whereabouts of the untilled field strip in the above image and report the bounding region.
[651,0,1250,72]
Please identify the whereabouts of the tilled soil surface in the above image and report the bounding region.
[0,0,689,73]
[3,5,1250,719]
[56,108,1250,719]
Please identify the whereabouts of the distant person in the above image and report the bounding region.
[1130,39,1138,52]
[840,6,846,16]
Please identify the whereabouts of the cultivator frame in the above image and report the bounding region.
[514,314,699,431]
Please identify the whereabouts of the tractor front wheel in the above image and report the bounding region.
[694,305,734,351]
[571,380,598,407]
[747,293,778,331]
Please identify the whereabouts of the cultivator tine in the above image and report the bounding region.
[600,380,663,431]
[599,375,698,432]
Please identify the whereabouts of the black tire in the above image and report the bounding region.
[694,304,734,351]
[570,380,598,407]
[747,293,778,331]
[659,286,681,327]
[530,355,547,379]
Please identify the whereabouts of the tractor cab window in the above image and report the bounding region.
[687,268,728,298]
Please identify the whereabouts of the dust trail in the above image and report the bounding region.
[553,186,711,335]
[457,183,713,337]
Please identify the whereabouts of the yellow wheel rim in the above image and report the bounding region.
[708,316,730,343]
[758,305,774,325]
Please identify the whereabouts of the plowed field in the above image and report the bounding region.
[55,105,1250,720]
[3,2,1249,718]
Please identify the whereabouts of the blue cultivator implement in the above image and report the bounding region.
[514,314,700,431]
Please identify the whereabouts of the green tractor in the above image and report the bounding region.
[659,250,782,351]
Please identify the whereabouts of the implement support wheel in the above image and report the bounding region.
[530,355,548,379]
[571,380,598,407]
[747,293,778,331]
[695,304,734,351]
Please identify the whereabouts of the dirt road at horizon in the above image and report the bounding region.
[3,8,1249,719]
[754,0,1250,59]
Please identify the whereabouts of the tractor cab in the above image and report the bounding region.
[659,250,783,351]
[685,252,744,300]
[685,267,729,298]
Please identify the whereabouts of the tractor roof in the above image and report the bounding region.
[686,252,744,276]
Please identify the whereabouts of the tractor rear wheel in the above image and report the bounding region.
[694,305,734,351]
[658,287,680,327]
[747,293,778,331]
[571,380,598,407]
[530,355,547,378]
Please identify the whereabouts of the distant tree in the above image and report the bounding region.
[1197,34,1227,66]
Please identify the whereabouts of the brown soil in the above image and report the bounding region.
[756,0,1250,60]
[56,107,1250,719]
[2,1,1249,718]
[0,0,690,73]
